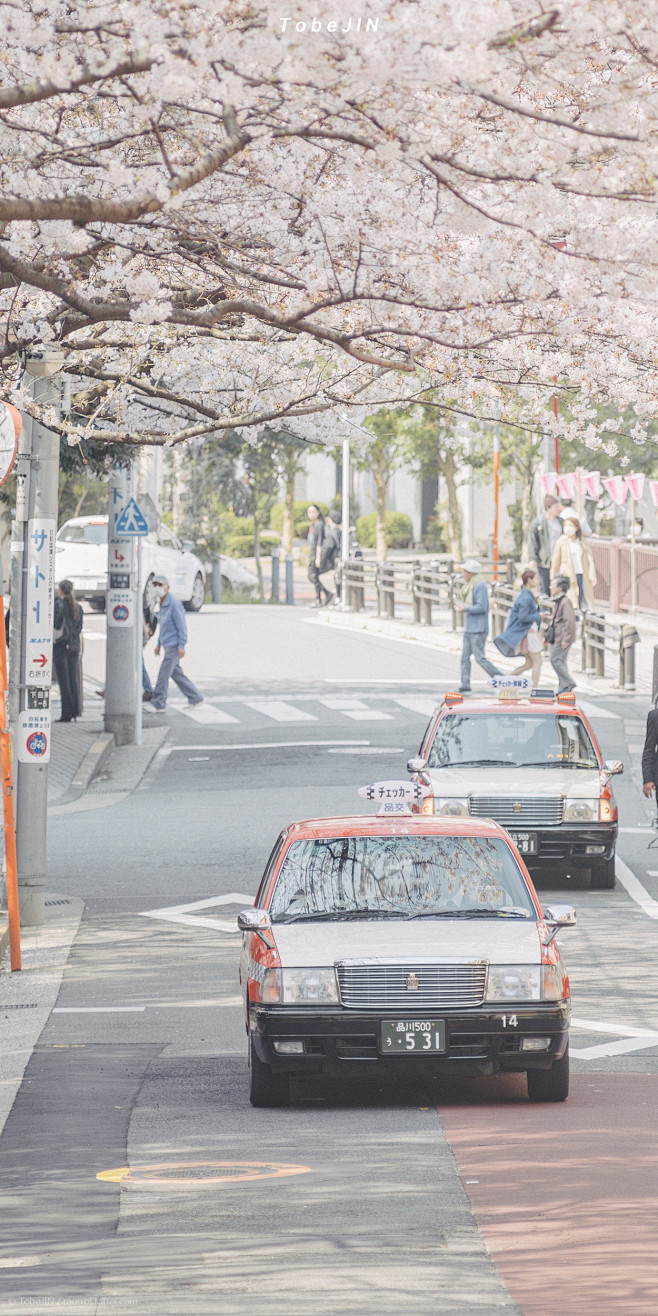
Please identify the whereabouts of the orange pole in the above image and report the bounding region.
[0,596,20,970]
[493,431,500,578]
[553,377,560,473]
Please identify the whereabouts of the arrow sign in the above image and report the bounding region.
[33,654,48,668]
[114,497,149,536]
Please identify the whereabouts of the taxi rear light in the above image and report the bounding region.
[421,796,435,815]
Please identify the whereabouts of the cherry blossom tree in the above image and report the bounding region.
[1,0,658,458]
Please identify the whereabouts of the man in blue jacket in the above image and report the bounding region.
[148,576,203,712]
[455,559,502,693]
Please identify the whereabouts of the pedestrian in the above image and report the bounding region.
[527,495,563,596]
[142,592,158,703]
[147,576,203,712]
[551,514,597,611]
[548,574,576,693]
[53,579,83,722]
[454,558,502,693]
[560,497,592,536]
[305,504,334,607]
[641,703,658,809]
[494,568,544,688]
[325,511,342,601]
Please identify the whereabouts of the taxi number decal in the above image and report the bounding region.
[500,1014,518,1028]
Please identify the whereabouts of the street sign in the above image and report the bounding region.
[17,710,50,763]
[25,518,56,686]
[107,589,135,627]
[0,401,21,489]
[115,497,149,536]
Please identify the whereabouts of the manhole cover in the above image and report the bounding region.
[97,1160,310,1189]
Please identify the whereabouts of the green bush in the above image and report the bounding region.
[270,499,330,540]
[356,511,414,550]
[223,524,281,558]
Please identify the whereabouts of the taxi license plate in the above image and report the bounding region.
[380,1021,446,1053]
[508,830,538,855]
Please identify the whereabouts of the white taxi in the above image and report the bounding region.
[408,687,623,889]
[238,799,574,1108]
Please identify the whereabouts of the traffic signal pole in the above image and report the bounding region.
[104,463,138,746]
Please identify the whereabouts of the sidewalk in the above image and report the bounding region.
[313,603,658,697]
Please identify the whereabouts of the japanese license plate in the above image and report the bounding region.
[508,830,538,855]
[380,1020,446,1054]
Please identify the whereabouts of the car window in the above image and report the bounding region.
[58,523,108,544]
[158,525,181,550]
[255,835,286,907]
[269,835,535,919]
[427,713,598,770]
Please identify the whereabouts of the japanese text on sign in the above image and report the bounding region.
[25,518,56,686]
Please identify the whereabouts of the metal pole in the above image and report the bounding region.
[14,366,61,927]
[270,548,280,602]
[104,462,138,746]
[0,576,20,969]
[285,553,294,605]
[341,437,350,611]
[211,559,222,605]
[135,535,142,746]
[629,495,637,615]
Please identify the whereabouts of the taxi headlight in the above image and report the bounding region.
[563,798,598,823]
[486,965,541,1002]
[281,968,339,1005]
[437,797,469,817]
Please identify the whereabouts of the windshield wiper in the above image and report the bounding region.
[407,907,532,920]
[278,908,407,923]
[515,760,596,770]
[437,759,513,768]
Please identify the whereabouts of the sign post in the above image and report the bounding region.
[104,475,149,746]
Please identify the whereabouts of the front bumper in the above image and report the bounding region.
[250,1003,570,1079]
[519,823,617,868]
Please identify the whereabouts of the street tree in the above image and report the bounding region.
[354,410,408,559]
[2,2,658,456]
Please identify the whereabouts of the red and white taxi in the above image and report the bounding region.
[238,810,574,1108]
[408,688,623,889]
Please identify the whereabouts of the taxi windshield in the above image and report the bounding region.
[270,836,536,921]
[427,712,598,770]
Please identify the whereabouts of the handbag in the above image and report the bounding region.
[545,621,556,645]
[527,624,543,654]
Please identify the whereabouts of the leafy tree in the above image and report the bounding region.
[355,410,408,560]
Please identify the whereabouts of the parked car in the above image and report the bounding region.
[55,516,207,611]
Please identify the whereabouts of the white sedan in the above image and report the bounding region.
[55,515,207,611]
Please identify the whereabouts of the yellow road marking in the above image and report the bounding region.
[97,1160,311,1188]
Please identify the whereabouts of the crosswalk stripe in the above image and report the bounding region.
[318,697,393,721]
[393,696,440,717]
[244,699,317,722]
[180,703,239,724]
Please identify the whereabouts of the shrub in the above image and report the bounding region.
[270,499,330,540]
[223,522,281,557]
[356,511,414,550]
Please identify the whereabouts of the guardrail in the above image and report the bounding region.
[342,556,455,618]
[581,611,640,690]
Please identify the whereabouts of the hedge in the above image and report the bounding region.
[355,511,414,550]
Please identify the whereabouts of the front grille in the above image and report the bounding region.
[469,794,563,826]
[448,1033,491,1060]
[337,960,487,1010]
[335,1034,378,1059]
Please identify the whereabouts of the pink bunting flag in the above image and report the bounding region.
[556,472,578,501]
[649,480,658,509]
[625,472,645,501]
[602,475,628,506]
[540,472,558,497]
[582,471,601,499]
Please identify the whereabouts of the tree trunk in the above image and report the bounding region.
[375,477,388,560]
[73,488,88,518]
[282,452,295,555]
[253,514,264,601]
[443,451,463,561]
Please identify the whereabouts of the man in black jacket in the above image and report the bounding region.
[641,707,658,802]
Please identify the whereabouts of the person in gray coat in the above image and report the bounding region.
[454,558,502,693]
[549,574,576,693]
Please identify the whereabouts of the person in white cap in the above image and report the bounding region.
[147,576,203,712]
[454,559,502,693]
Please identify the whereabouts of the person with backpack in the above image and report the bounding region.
[53,579,83,722]
[306,504,335,607]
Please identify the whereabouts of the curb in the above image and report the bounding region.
[70,731,116,791]
[0,921,8,963]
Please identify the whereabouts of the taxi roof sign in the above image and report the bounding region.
[358,779,431,816]
[490,674,531,698]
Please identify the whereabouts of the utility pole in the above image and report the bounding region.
[104,462,139,746]
[9,352,64,927]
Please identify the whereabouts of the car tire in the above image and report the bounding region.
[527,1048,569,1102]
[248,1037,290,1108]
[590,856,616,889]
[184,572,205,612]
[89,596,106,612]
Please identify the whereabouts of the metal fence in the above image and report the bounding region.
[589,537,658,614]
[581,612,639,690]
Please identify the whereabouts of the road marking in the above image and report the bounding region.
[575,700,620,720]
[0,1257,41,1268]
[179,703,238,724]
[139,891,253,934]
[318,696,394,721]
[97,1160,311,1188]
[53,1007,146,1013]
[324,679,448,684]
[168,739,370,752]
[618,827,654,833]
[327,746,405,754]
[245,699,317,722]
[615,856,658,919]
[570,1014,658,1059]
[394,695,441,716]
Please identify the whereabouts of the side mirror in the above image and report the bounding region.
[407,756,428,774]
[180,539,195,553]
[603,760,623,775]
[543,904,577,927]
[237,908,272,933]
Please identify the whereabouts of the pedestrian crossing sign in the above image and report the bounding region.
[115,497,149,536]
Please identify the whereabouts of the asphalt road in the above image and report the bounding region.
[1,604,658,1315]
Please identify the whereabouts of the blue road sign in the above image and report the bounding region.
[115,497,149,536]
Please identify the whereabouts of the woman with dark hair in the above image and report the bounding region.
[494,567,543,687]
[306,504,334,607]
[53,579,83,722]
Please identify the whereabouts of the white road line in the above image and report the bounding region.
[244,699,317,722]
[575,699,620,720]
[139,891,253,934]
[317,697,394,721]
[394,696,441,716]
[615,856,658,919]
[179,704,239,724]
[618,827,654,833]
[53,1007,146,1013]
[168,739,370,752]
[572,1016,658,1038]
[323,679,448,685]
[571,1035,658,1060]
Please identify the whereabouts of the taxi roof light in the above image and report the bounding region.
[444,692,463,706]
[557,690,576,704]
